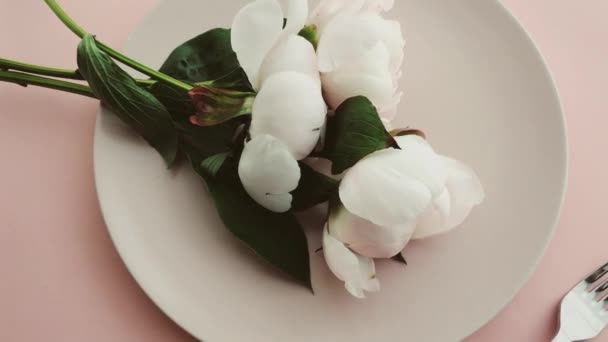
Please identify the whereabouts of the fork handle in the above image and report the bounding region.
[551,330,571,342]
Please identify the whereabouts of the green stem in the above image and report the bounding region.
[0,70,97,98]
[135,79,157,87]
[0,57,158,88]
[44,0,192,91]
[0,58,83,80]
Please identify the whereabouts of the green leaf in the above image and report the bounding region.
[291,163,338,211]
[150,80,250,160]
[149,81,196,122]
[324,96,395,174]
[158,28,252,91]
[191,156,313,291]
[298,25,319,50]
[177,117,248,159]
[77,35,178,166]
[391,253,408,265]
[200,152,230,178]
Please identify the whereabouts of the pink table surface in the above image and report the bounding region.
[1,1,606,341]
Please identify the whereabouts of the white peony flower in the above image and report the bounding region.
[332,135,483,253]
[311,0,405,120]
[334,143,446,258]
[324,134,484,297]
[232,0,327,211]
[249,71,327,160]
[238,135,301,213]
[231,0,327,160]
[323,224,380,299]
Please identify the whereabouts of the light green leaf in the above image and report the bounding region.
[298,25,319,50]
[291,163,338,211]
[324,96,395,174]
[200,152,230,178]
[77,35,178,166]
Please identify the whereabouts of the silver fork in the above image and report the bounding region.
[553,262,608,342]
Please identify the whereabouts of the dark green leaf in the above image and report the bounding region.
[177,116,248,159]
[391,253,408,265]
[150,82,254,128]
[291,163,338,211]
[200,152,230,178]
[158,28,252,91]
[77,35,178,166]
[191,157,313,291]
[150,82,250,159]
[149,81,195,122]
[324,96,395,174]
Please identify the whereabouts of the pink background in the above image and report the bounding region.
[0,0,606,341]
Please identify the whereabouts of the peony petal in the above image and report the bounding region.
[322,72,395,112]
[379,90,403,122]
[357,254,381,292]
[330,205,415,258]
[231,0,284,90]
[317,13,404,73]
[258,35,320,87]
[238,135,301,212]
[250,71,327,160]
[321,43,394,111]
[361,0,394,13]
[339,148,434,227]
[413,157,485,239]
[309,0,366,33]
[317,13,378,72]
[309,0,394,33]
[380,19,405,74]
[277,0,309,36]
[442,157,485,230]
[413,188,451,239]
[323,225,380,298]
[393,135,449,198]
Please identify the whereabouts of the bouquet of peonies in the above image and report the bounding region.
[0,0,484,298]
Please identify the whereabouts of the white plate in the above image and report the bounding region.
[94,1,567,341]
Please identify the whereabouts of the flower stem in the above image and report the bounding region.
[0,57,158,88]
[135,79,157,87]
[0,70,97,99]
[44,0,192,91]
[0,58,83,80]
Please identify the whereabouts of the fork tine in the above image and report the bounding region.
[586,262,608,284]
[596,279,608,294]
[595,279,608,303]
